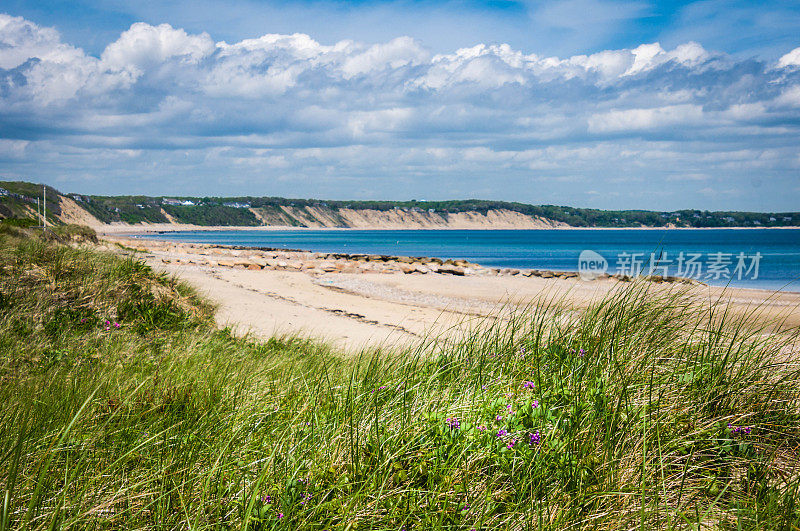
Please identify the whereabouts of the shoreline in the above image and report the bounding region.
[98,223,800,235]
[102,235,800,350]
[117,230,800,296]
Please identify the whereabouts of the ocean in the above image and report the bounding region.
[139,228,800,292]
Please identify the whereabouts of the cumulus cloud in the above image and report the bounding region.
[0,14,80,69]
[1,13,799,210]
[101,23,215,75]
[778,47,800,68]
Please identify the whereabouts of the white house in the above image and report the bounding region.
[163,198,195,206]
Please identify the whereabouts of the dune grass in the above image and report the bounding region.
[1,225,799,529]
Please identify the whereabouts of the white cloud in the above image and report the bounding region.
[0,14,80,69]
[774,85,800,107]
[588,105,705,133]
[778,47,800,68]
[341,36,429,78]
[0,138,28,159]
[101,22,214,75]
[1,14,799,209]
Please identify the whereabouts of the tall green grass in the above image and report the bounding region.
[1,226,799,529]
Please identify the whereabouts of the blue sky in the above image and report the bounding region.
[1,0,799,210]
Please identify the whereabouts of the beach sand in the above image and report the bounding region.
[105,235,800,352]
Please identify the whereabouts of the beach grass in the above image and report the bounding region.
[1,224,799,529]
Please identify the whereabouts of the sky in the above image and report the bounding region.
[1,1,799,211]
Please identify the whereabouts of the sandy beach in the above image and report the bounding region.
[99,234,800,351]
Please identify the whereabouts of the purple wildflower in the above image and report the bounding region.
[495,415,503,422]
[263,495,272,504]
[728,423,752,435]
[522,381,535,390]
[528,430,541,446]
[277,512,284,519]
[477,424,486,431]
[113,322,121,329]
[496,429,508,437]
[446,417,461,430]
[532,399,539,409]
[506,438,517,449]
[579,348,585,357]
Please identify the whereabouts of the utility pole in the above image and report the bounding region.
[42,185,46,228]
[37,198,41,227]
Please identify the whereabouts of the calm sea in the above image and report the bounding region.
[140,229,800,292]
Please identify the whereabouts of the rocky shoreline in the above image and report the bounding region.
[114,237,698,286]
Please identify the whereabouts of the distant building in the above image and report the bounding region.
[723,216,735,223]
[162,198,195,206]
[223,202,251,209]
[784,216,793,222]
[769,217,776,222]
[0,188,8,196]
[752,220,761,225]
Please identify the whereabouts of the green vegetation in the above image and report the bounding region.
[162,205,260,226]
[1,226,799,528]
[3,181,797,228]
[77,195,168,225]
[0,181,61,221]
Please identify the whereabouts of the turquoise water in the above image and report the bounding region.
[140,229,800,292]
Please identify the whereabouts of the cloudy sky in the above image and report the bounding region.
[1,1,799,210]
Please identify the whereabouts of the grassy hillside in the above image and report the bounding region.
[0,181,62,222]
[1,223,799,528]
[76,195,168,225]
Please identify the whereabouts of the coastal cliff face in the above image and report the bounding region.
[4,180,798,229]
[249,205,568,229]
[46,196,568,230]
